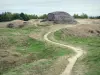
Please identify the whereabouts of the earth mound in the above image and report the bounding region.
[7,20,27,28]
[60,24,100,37]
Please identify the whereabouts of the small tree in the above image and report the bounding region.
[0,12,13,22]
[81,13,88,19]
[73,14,80,18]
[38,14,48,19]
[73,13,88,19]
[12,13,22,20]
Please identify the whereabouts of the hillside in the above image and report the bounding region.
[54,19,100,75]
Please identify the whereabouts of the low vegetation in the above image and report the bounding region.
[54,29,100,75]
[0,12,48,22]
[0,25,72,75]
[73,13,100,19]
[73,13,88,19]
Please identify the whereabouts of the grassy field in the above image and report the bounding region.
[0,25,73,75]
[54,30,100,75]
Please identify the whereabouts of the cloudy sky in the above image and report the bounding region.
[0,0,100,16]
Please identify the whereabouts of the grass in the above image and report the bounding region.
[0,26,73,75]
[0,26,39,36]
[3,60,52,75]
[16,37,72,59]
[0,34,72,59]
[54,29,100,75]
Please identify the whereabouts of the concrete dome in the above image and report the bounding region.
[47,11,77,24]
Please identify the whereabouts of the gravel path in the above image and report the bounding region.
[44,25,84,75]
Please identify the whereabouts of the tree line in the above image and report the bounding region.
[0,12,48,22]
[89,16,100,19]
[73,13,100,19]
[73,13,88,19]
[0,12,100,22]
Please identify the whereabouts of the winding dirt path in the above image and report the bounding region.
[44,25,84,75]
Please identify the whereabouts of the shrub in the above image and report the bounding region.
[7,23,14,28]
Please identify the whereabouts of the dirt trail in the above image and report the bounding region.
[44,25,84,75]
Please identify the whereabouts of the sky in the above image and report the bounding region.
[0,0,100,16]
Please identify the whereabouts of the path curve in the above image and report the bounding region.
[44,26,84,75]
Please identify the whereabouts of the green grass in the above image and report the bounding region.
[54,29,100,75]
[1,35,72,75]
[0,35,72,59]
[3,60,52,75]
[0,26,39,36]
[0,26,73,75]
[0,26,73,58]
[0,26,72,59]
[16,37,72,59]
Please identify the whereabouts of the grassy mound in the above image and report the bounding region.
[54,29,100,75]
